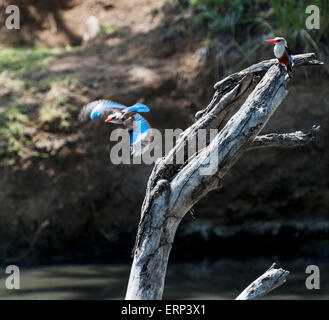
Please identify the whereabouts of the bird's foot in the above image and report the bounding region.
[276,61,286,69]
[276,62,284,71]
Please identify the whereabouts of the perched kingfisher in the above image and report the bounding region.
[266,37,294,73]
[79,100,152,156]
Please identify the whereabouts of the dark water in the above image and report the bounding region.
[0,258,328,299]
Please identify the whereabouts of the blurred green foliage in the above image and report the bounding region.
[0,47,65,75]
[0,47,77,164]
[270,0,329,49]
[172,0,329,49]
[177,0,267,33]
[0,107,30,160]
[96,24,119,39]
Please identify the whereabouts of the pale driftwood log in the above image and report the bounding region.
[125,53,323,300]
[235,263,290,300]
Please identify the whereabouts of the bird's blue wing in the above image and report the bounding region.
[128,114,151,156]
[79,99,126,122]
[124,103,150,113]
[285,47,294,67]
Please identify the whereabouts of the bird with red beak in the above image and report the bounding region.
[79,100,152,156]
[266,37,294,72]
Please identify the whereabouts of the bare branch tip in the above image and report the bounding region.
[310,125,321,133]
[267,263,277,271]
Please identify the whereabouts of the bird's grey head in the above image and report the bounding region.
[273,37,287,47]
[266,36,288,58]
[105,112,123,124]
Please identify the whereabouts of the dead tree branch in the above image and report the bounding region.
[235,263,290,300]
[248,125,320,150]
[125,53,323,300]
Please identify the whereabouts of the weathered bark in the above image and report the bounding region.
[125,53,323,300]
[235,263,290,300]
[248,125,320,150]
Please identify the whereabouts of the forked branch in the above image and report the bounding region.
[126,53,323,300]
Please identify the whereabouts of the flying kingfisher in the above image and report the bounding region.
[79,100,152,156]
[266,37,294,73]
